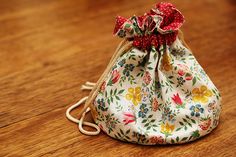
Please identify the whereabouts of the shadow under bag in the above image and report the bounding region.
[66,2,221,145]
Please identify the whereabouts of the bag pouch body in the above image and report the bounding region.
[92,37,221,145]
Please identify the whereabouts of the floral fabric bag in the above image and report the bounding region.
[66,2,221,145]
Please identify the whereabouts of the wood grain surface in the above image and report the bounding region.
[0,0,235,156]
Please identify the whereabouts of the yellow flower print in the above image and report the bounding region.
[162,51,172,71]
[192,85,213,103]
[161,122,175,136]
[125,87,141,106]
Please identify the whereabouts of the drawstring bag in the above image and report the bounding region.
[66,2,221,145]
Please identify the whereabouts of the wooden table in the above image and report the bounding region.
[0,0,235,156]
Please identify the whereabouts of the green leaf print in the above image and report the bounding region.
[192,77,197,86]
[176,115,196,132]
[106,89,125,105]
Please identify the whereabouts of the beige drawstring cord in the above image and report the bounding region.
[66,30,189,136]
[66,96,100,135]
[81,81,96,90]
[66,39,132,135]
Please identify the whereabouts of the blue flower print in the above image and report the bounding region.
[138,104,148,118]
[190,104,204,117]
[123,64,135,77]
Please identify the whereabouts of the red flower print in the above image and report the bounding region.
[199,118,211,130]
[111,70,120,84]
[152,98,159,112]
[177,64,193,81]
[185,73,193,81]
[150,136,165,144]
[123,112,136,125]
[171,93,183,105]
[143,71,151,85]
[100,81,106,92]
[178,69,185,76]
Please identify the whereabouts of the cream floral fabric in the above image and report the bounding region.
[91,38,221,145]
